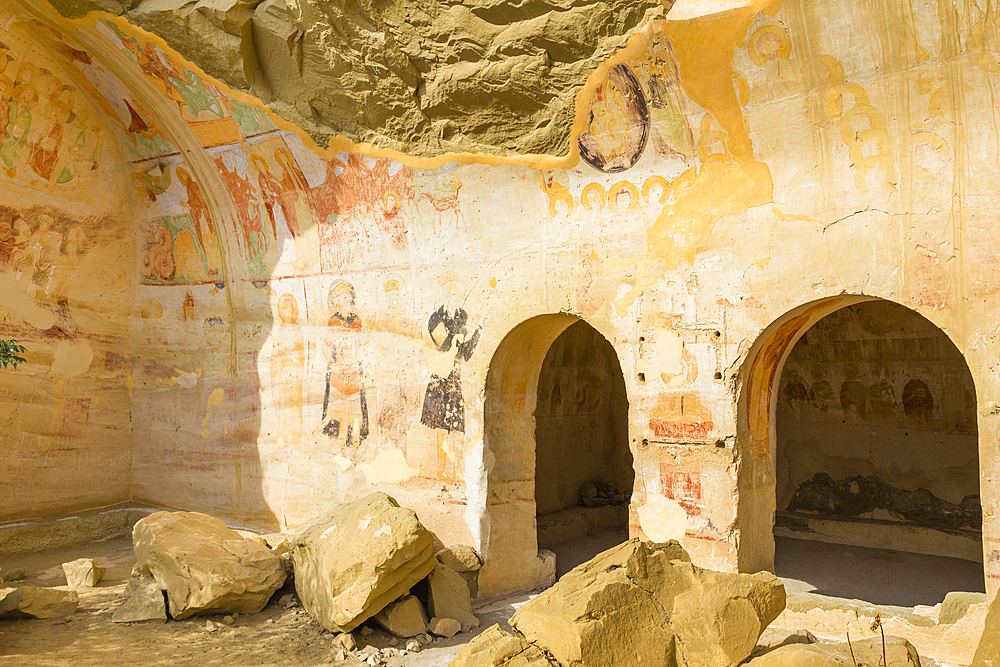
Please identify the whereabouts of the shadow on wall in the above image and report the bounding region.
[17,9,493,531]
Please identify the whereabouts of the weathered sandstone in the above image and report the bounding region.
[289,492,436,632]
[509,539,784,667]
[133,511,287,619]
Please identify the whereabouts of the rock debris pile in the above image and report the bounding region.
[102,492,482,664]
[11,491,1000,665]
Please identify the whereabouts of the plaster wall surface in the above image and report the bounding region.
[2,0,1000,599]
[0,19,134,521]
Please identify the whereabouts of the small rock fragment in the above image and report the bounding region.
[427,563,479,631]
[374,595,428,638]
[429,616,461,638]
[406,639,420,653]
[334,631,357,651]
[416,633,431,646]
[0,569,26,584]
[222,614,235,625]
[361,625,374,635]
[436,545,484,598]
[62,558,106,588]
[112,569,167,624]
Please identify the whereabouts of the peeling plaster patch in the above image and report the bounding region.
[201,387,225,437]
[176,371,198,388]
[638,494,688,542]
[667,0,754,20]
[0,274,57,330]
[359,449,418,485]
[51,342,94,378]
[463,438,489,553]
[640,330,684,383]
[333,455,353,472]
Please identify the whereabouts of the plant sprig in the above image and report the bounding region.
[0,340,27,369]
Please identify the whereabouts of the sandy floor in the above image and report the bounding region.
[0,533,987,666]
[775,535,985,607]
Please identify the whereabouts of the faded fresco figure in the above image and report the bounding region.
[322,280,369,454]
[420,306,481,483]
[176,166,221,277]
[1,84,39,176]
[269,294,304,446]
[27,100,69,182]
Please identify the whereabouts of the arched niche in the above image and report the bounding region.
[478,313,632,597]
[736,296,985,598]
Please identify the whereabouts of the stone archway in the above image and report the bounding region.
[736,296,984,601]
[534,320,633,574]
[478,314,632,597]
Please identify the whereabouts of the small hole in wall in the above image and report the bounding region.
[639,336,645,342]
[714,372,723,380]
[638,373,646,382]
[714,331,721,338]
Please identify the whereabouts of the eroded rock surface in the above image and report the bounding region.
[509,538,784,667]
[0,586,79,619]
[51,0,667,158]
[973,592,1000,666]
[289,492,436,633]
[449,624,557,667]
[747,636,921,667]
[133,511,287,619]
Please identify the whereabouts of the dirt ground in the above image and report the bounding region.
[0,533,987,666]
[0,536,532,667]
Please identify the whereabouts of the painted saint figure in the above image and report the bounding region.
[1,85,39,176]
[176,166,220,277]
[27,100,68,182]
[321,280,369,453]
[420,306,481,482]
[269,294,304,446]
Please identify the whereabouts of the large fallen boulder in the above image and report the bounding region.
[132,511,286,619]
[0,586,78,619]
[289,492,436,632]
[508,539,785,667]
[746,636,921,666]
[449,625,557,667]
